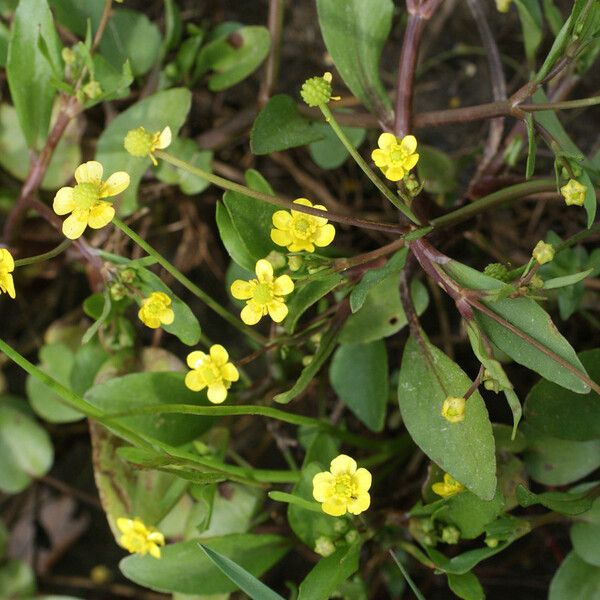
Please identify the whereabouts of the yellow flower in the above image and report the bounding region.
[230,259,294,325]
[185,344,240,404]
[532,241,555,265]
[0,249,16,299]
[138,291,175,329]
[441,396,466,423]
[560,179,586,206]
[432,473,465,498]
[312,454,372,517]
[124,126,172,165]
[271,199,336,253]
[371,133,419,182]
[495,0,512,12]
[116,517,165,558]
[53,161,130,240]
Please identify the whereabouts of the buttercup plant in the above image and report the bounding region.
[1,1,599,598]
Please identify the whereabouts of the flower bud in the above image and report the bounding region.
[484,262,510,282]
[532,241,554,265]
[441,396,466,423]
[300,72,334,107]
[441,526,460,545]
[314,536,335,557]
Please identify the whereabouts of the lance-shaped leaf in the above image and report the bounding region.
[398,336,496,500]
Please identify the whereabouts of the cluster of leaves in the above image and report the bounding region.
[0,0,600,599]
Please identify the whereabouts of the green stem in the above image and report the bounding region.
[155,150,407,235]
[521,95,600,112]
[14,239,72,267]
[112,216,265,344]
[429,179,556,230]
[318,103,421,225]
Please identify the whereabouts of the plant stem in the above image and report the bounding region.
[155,151,408,234]
[14,239,72,267]
[318,104,421,225]
[112,217,265,344]
[429,179,556,230]
[258,0,285,106]
[520,95,600,112]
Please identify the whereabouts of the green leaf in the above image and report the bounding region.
[0,21,8,67]
[26,343,82,423]
[199,26,270,91]
[134,265,202,346]
[120,534,289,595]
[536,13,571,81]
[417,145,457,196]
[571,522,600,566]
[514,0,543,63]
[95,88,192,215]
[330,340,389,432]
[543,0,564,35]
[439,489,505,539]
[70,341,109,396]
[398,336,496,500]
[0,560,36,598]
[218,169,279,271]
[349,249,407,313]
[525,349,600,441]
[285,274,343,334]
[199,544,285,600]
[309,122,366,170]
[543,268,593,289]
[85,372,215,445]
[0,103,81,190]
[580,169,597,229]
[447,572,485,600]
[426,540,515,575]
[0,404,53,493]
[6,0,62,149]
[297,542,361,600]
[549,552,600,600]
[340,277,429,344]
[522,424,600,485]
[274,319,342,404]
[516,485,594,516]
[155,138,213,195]
[316,0,393,119]
[251,94,324,155]
[268,491,323,513]
[443,260,590,394]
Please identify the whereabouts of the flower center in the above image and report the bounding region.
[73,182,100,210]
[292,216,316,239]
[146,300,165,315]
[333,474,357,500]
[389,145,407,164]
[199,361,222,385]
[253,282,273,305]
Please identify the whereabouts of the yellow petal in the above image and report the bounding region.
[314,223,335,247]
[207,383,228,404]
[185,370,206,392]
[255,259,273,283]
[160,307,175,325]
[186,351,207,369]
[330,454,356,476]
[322,498,347,517]
[312,472,334,501]
[2,273,16,299]
[267,300,288,323]
[273,274,294,296]
[158,126,172,149]
[0,249,15,271]
[347,492,370,515]
[75,161,103,184]
[241,304,263,325]
[400,135,417,154]
[53,187,75,215]
[288,241,313,253]
[403,153,419,170]
[272,210,292,230]
[139,308,160,328]
[221,362,239,382]
[210,344,229,366]
[353,467,372,492]
[88,201,115,229]
[231,280,254,300]
[271,228,293,248]
[116,517,134,533]
[101,171,130,197]
[153,291,171,306]
[62,209,89,239]
[385,165,405,182]
[378,132,397,150]
[371,148,389,167]
[149,545,161,559]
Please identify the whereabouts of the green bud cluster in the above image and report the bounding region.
[300,75,333,107]
[124,127,154,157]
[483,262,511,282]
